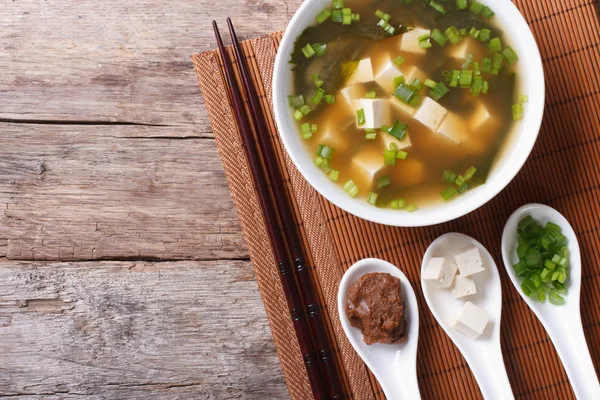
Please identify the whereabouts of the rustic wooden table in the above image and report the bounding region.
[0,0,303,398]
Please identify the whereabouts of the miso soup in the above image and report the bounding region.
[287,0,526,211]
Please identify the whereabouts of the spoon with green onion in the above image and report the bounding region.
[502,203,600,399]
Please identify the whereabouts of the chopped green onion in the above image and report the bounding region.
[381,125,391,134]
[462,53,474,69]
[481,58,492,73]
[482,80,489,94]
[410,78,423,90]
[456,0,468,10]
[342,11,352,25]
[469,27,480,39]
[430,82,449,101]
[301,123,312,139]
[390,198,407,209]
[519,94,529,103]
[482,6,495,19]
[393,76,405,88]
[394,55,406,66]
[521,279,536,297]
[367,192,379,205]
[459,70,473,87]
[356,108,366,126]
[316,144,336,159]
[425,79,437,89]
[445,26,462,45]
[384,149,396,166]
[351,13,360,22]
[429,0,447,15]
[502,46,519,64]
[331,10,342,23]
[365,91,376,99]
[459,28,468,36]
[333,0,344,10]
[457,182,468,193]
[377,175,391,188]
[396,150,408,160]
[301,44,316,58]
[365,129,377,140]
[471,75,483,96]
[394,83,421,106]
[454,175,466,186]
[314,156,326,167]
[311,124,318,133]
[441,187,458,201]
[312,88,325,105]
[442,170,458,184]
[312,74,324,88]
[449,70,460,87]
[549,289,565,305]
[316,9,332,24]
[473,62,481,76]
[470,1,484,15]
[294,109,304,121]
[491,53,504,75]
[375,9,391,22]
[299,105,312,115]
[343,179,359,197]
[388,120,408,140]
[479,28,492,42]
[419,36,432,49]
[513,103,524,120]
[489,37,502,53]
[406,203,418,212]
[288,95,305,108]
[324,94,336,104]
[464,166,477,181]
[431,29,448,47]
[328,169,339,181]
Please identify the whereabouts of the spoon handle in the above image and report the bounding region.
[381,355,421,400]
[468,343,514,400]
[545,316,600,398]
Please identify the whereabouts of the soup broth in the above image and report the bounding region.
[288,0,524,210]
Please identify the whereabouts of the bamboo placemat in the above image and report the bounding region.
[192,1,600,398]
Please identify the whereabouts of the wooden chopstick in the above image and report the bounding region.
[226,18,347,400]
[212,21,329,400]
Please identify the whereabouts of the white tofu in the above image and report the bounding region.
[436,113,468,144]
[469,102,494,131]
[381,131,411,151]
[346,58,374,85]
[452,301,489,339]
[340,84,365,106]
[353,99,391,129]
[374,58,403,93]
[390,96,417,117]
[402,65,428,85]
[452,275,477,299]
[351,147,386,184]
[454,247,485,277]
[315,118,354,152]
[400,28,431,55]
[447,39,469,60]
[414,97,448,131]
[422,257,457,289]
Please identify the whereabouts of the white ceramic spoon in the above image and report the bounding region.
[501,203,600,399]
[421,233,514,400]
[338,258,421,400]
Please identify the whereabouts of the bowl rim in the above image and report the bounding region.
[272,0,545,227]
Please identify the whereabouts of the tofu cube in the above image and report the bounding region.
[340,84,365,106]
[402,65,428,85]
[400,28,431,55]
[452,275,477,298]
[381,131,411,151]
[452,301,489,339]
[436,113,468,144]
[351,147,386,184]
[454,247,485,277]
[414,97,448,131]
[469,102,494,131]
[346,58,374,85]
[315,118,355,152]
[374,58,403,93]
[391,159,426,188]
[353,99,391,129]
[390,96,417,117]
[422,257,457,289]
[447,39,469,60]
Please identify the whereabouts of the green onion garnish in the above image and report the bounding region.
[502,46,519,64]
[343,179,359,197]
[312,74,324,88]
[491,53,504,75]
[449,70,460,88]
[425,79,437,89]
[419,34,432,49]
[410,78,423,90]
[489,37,502,53]
[377,175,391,188]
[469,1,484,15]
[430,82,449,101]
[473,62,481,76]
[549,289,565,305]
[479,28,492,42]
[513,103,524,120]
[301,123,312,139]
[393,76,405,89]
[311,43,327,57]
[387,120,408,140]
[333,0,344,10]
[294,110,304,121]
[429,0,447,15]
[442,170,458,184]
[469,27,480,40]
[384,149,396,166]
[311,124,318,133]
[456,0,468,10]
[312,88,326,105]
[299,105,311,115]
[331,10,342,23]
[324,94,336,104]
[406,203,418,212]
[396,150,408,160]
[367,192,379,205]
[329,169,339,182]
[356,108,366,126]
[301,44,316,58]
[394,55,405,66]
[482,6,495,19]
[365,129,377,140]
[462,53,474,69]
[459,28,468,36]
[471,75,483,96]
[288,95,305,108]
[390,198,406,209]
[316,144,336,159]
[445,26,461,45]
[342,9,352,25]
[365,91,376,99]
[454,175,466,186]
[464,166,477,181]
[441,187,458,201]
[351,13,360,22]
[394,83,421,106]
[482,81,489,94]
[431,29,448,47]
[482,57,492,73]
[459,69,473,87]
[316,9,332,24]
[519,94,529,103]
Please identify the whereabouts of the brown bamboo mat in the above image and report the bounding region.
[191,1,600,398]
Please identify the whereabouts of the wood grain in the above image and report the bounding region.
[0,259,287,398]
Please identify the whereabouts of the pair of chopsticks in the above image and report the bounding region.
[213,19,346,400]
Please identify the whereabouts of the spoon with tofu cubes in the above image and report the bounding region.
[421,233,514,400]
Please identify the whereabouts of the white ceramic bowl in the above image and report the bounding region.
[272,0,545,227]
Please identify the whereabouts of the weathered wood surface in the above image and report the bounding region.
[0,260,287,398]
[1,0,304,397]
